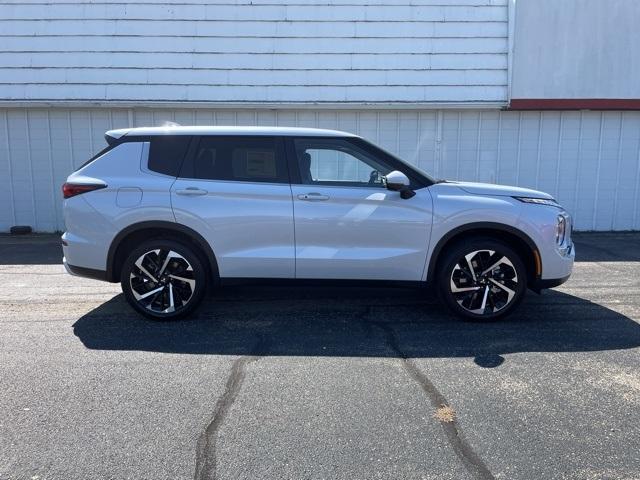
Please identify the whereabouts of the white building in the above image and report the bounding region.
[1,0,639,232]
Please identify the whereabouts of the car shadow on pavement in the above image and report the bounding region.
[72,285,640,367]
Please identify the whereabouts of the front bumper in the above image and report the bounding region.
[531,241,575,292]
[530,273,571,292]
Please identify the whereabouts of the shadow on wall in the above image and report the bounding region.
[73,285,640,368]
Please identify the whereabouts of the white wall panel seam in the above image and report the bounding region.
[2,110,17,225]
[553,112,563,199]
[66,110,73,176]
[45,110,58,230]
[455,111,461,180]
[611,113,624,230]
[24,110,37,229]
[633,134,640,230]
[534,111,542,190]
[591,112,604,230]
[572,111,584,218]
[435,111,443,178]
[515,111,521,185]
[474,110,482,180]
[495,110,501,183]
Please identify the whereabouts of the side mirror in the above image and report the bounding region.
[384,170,415,199]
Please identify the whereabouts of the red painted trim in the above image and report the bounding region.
[509,99,640,110]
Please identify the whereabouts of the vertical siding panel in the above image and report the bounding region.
[495,111,502,183]
[439,111,458,181]
[534,112,543,189]
[195,110,215,125]
[536,112,558,196]
[434,110,443,178]
[576,112,602,230]
[496,111,517,185]
[610,113,624,230]
[633,124,640,230]
[377,112,398,155]
[1,110,17,229]
[518,112,539,190]
[478,111,498,183]
[554,112,564,200]
[7,110,35,228]
[357,111,377,146]
[474,111,482,181]
[257,110,277,126]
[515,112,522,185]
[458,111,479,181]
[455,112,461,180]
[133,109,153,128]
[594,112,620,231]
[591,112,604,229]
[24,110,38,229]
[572,111,584,222]
[27,109,57,232]
[398,111,419,172]
[88,110,95,154]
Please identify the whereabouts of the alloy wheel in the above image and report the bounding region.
[449,249,519,315]
[129,249,196,314]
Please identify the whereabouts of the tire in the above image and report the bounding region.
[437,237,527,321]
[120,239,208,320]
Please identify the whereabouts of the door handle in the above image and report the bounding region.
[175,187,208,196]
[298,193,330,201]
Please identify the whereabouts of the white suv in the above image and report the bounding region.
[62,126,574,321]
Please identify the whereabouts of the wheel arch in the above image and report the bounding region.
[426,222,541,287]
[106,221,219,283]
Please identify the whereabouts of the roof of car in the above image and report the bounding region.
[106,126,358,140]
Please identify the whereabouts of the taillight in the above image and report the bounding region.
[62,182,106,199]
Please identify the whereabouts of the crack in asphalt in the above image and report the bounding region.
[194,335,269,480]
[368,316,495,480]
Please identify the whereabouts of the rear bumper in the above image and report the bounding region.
[63,256,109,282]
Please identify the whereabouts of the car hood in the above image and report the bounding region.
[443,181,554,200]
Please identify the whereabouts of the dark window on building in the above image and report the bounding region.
[148,135,191,176]
[185,136,288,183]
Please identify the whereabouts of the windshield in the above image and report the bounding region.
[351,137,439,186]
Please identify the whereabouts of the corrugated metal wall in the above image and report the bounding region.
[1,107,639,232]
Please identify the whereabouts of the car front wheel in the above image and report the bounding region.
[120,239,207,320]
[438,238,527,321]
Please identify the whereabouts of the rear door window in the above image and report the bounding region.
[147,135,192,177]
[180,136,288,184]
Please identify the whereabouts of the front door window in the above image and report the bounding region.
[293,138,393,188]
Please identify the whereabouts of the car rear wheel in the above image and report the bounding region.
[120,239,207,320]
[438,238,527,321]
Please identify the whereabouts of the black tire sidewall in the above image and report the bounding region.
[120,239,207,320]
[437,238,527,321]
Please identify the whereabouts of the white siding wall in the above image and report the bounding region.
[0,0,508,105]
[2,107,639,232]
[511,0,640,100]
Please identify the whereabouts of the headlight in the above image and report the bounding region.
[556,215,566,245]
[514,197,561,207]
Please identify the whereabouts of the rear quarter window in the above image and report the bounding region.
[147,136,192,176]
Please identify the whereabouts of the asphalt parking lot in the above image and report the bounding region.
[1,233,639,480]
